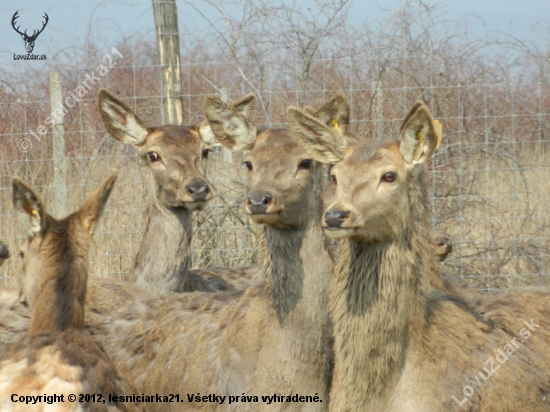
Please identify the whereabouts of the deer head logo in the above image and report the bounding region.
[11,11,49,54]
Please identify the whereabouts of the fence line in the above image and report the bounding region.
[1,16,549,291]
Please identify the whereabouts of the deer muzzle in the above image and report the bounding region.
[324,210,350,229]
[186,180,211,203]
[0,243,9,264]
[246,191,273,215]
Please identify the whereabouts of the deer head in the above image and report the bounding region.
[289,100,440,242]
[98,89,215,211]
[11,11,49,54]
[204,94,349,229]
[13,171,118,333]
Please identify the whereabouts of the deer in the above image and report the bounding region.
[97,88,260,294]
[0,171,147,412]
[288,100,550,411]
[0,242,8,268]
[11,11,48,54]
[305,92,453,264]
[0,90,264,347]
[90,94,339,412]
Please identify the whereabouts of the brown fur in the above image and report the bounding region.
[91,103,334,411]
[0,172,147,412]
[0,278,153,348]
[295,100,550,411]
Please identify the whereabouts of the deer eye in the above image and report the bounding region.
[382,172,396,182]
[243,161,252,172]
[19,251,24,259]
[330,175,337,185]
[298,159,312,170]
[146,151,160,162]
[202,149,211,159]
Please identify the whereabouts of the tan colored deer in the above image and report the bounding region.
[0,242,8,268]
[98,88,229,293]
[0,171,147,412]
[288,100,550,411]
[307,93,453,264]
[92,95,337,411]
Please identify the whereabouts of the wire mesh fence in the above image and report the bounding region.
[0,1,549,291]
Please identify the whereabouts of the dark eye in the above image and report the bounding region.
[330,175,337,185]
[298,159,312,170]
[19,251,24,259]
[382,172,396,182]
[146,151,160,162]
[202,149,211,159]
[243,161,252,172]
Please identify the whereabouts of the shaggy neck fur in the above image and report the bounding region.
[330,172,437,410]
[29,217,89,334]
[131,202,192,293]
[259,164,332,325]
[257,166,334,393]
[262,219,330,326]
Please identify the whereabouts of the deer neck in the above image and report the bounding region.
[261,178,332,330]
[29,220,88,334]
[131,202,193,293]
[331,195,438,408]
[411,172,447,291]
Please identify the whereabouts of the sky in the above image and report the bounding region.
[0,0,548,70]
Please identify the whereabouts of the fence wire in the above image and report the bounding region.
[0,2,549,291]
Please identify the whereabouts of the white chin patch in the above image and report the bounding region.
[248,213,279,225]
[324,228,354,239]
[185,201,208,211]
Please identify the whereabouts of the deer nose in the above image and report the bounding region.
[186,180,210,201]
[0,243,9,259]
[324,210,350,228]
[247,192,273,214]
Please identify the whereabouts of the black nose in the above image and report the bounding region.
[0,243,9,259]
[247,191,272,214]
[324,210,350,228]
[186,180,210,201]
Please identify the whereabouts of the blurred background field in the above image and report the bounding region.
[0,0,549,290]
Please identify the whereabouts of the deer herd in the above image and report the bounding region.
[0,88,549,412]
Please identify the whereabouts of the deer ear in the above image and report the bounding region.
[232,93,256,118]
[398,101,438,165]
[203,94,257,152]
[98,89,149,147]
[287,106,348,164]
[78,170,118,236]
[12,178,47,239]
[313,93,350,135]
[197,119,219,147]
[303,106,316,116]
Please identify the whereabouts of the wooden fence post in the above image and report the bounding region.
[49,71,67,217]
[152,0,184,125]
